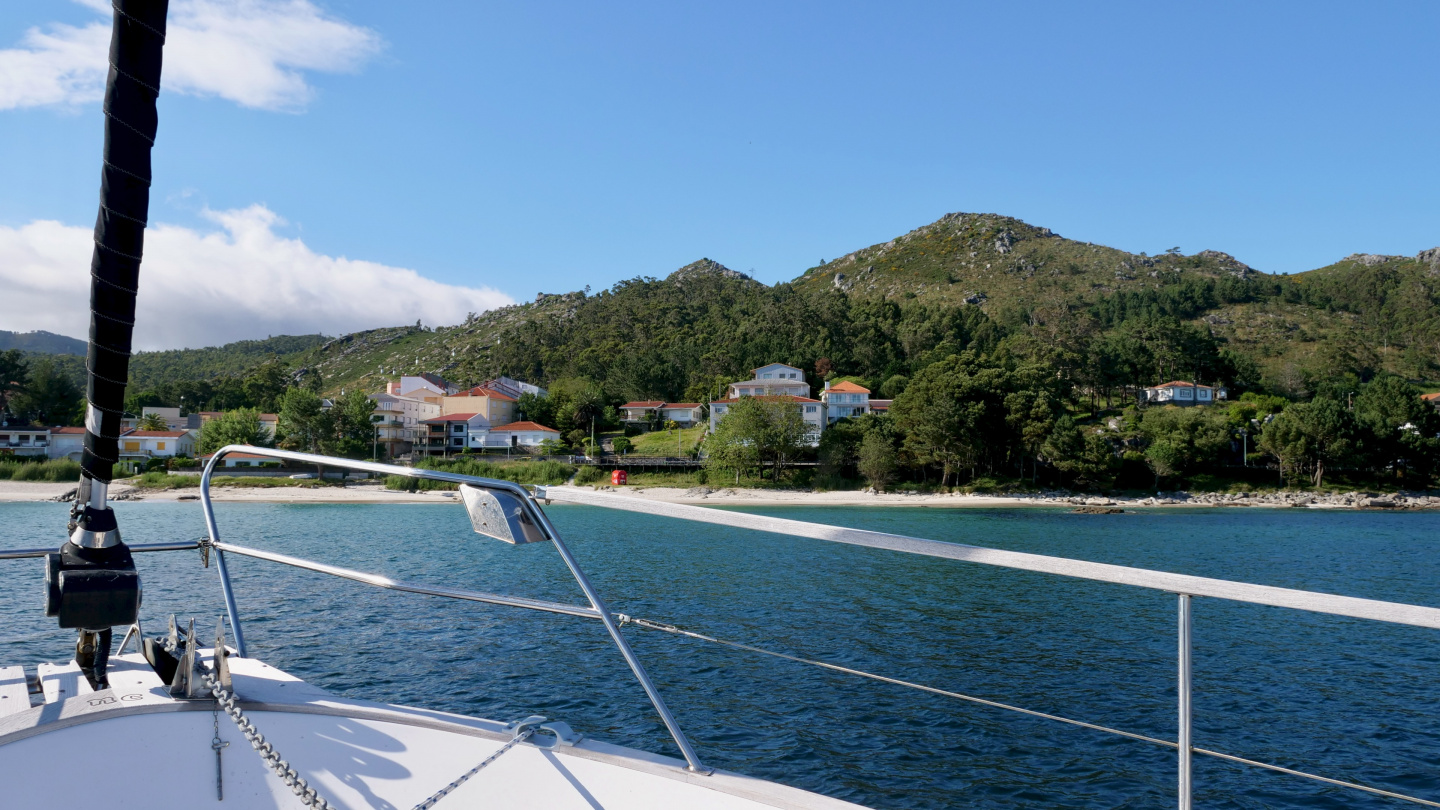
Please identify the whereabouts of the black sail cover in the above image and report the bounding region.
[82,1,169,483]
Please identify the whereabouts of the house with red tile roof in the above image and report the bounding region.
[1141,381,1227,406]
[491,421,560,448]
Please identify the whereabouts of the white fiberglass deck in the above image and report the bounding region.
[0,652,865,810]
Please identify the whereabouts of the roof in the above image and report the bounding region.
[121,430,190,438]
[259,413,278,420]
[456,386,517,402]
[869,399,893,409]
[1421,392,1440,402]
[826,381,870,394]
[622,401,665,409]
[1148,381,1214,389]
[421,413,481,423]
[752,362,803,373]
[491,421,559,433]
[50,426,86,434]
[712,395,820,404]
[198,451,274,461]
[660,403,702,409]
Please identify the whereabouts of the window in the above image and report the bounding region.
[452,438,463,446]
[805,406,816,413]
[762,373,772,379]
[124,441,139,452]
[157,442,166,451]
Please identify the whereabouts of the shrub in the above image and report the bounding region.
[573,466,605,485]
[0,458,83,482]
[611,436,633,454]
[385,457,577,491]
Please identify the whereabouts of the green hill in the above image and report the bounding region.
[15,216,1437,408]
[0,330,87,355]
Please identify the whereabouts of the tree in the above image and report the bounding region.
[856,432,897,491]
[138,412,170,431]
[1259,398,1359,487]
[878,374,909,399]
[327,389,380,459]
[704,396,814,481]
[1041,417,1118,489]
[0,349,28,414]
[277,387,324,453]
[516,392,555,427]
[1137,406,1232,487]
[1353,375,1440,485]
[9,359,81,425]
[199,408,270,454]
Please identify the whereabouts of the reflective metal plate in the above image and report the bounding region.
[458,484,550,545]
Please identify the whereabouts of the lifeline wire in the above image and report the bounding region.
[621,615,1440,808]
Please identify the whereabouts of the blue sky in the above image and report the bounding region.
[2,1,1437,348]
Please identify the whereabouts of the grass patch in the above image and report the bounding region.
[132,472,344,489]
[623,427,705,456]
[0,459,83,482]
[573,466,606,485]
[385,458,576,491]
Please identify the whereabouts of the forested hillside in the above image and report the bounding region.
[12,214,1440,416]
[0,330,86,355]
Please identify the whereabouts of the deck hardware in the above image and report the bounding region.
[210,701,229,801]
[213,616,231,691]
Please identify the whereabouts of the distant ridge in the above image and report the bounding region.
[0,330,86,355]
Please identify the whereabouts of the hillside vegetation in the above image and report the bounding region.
[14,215,1440,411]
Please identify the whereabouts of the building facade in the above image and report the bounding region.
[1140,381,1227,406]
[820,381,871,423]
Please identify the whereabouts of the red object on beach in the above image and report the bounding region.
[612,469,628,485]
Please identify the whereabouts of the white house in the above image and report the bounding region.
[820,381,871,423]
[708,395,824,442]
[491,421,560,448]
[724,363,811,399]
[118,429,196,460]
[621,401,704,427]
[139,407,187,430]
[0,422,50,458]
[1141,381,1226,406]
[658,403,704,426]
[197,451,278,468]
[48,427,86,461]
[620,401,665,423]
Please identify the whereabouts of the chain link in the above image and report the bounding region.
[413,727,536,810]
[202,671,337,809]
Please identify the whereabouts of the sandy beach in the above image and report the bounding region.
[2,480,1433,509]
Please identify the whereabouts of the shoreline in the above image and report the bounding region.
[0,481,1434,510]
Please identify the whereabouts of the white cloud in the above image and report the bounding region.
[0,205,515,350]
[0,0,381,112]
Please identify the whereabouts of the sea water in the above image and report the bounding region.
[1,501,1437,809]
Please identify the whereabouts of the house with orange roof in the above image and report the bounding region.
[441,385,518,426]
[820,380,872,423]
[1421,392,1440,412]
[1141,381,1227,406]
[490,421,561,448]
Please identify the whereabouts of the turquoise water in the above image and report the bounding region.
[1,502,1437,808]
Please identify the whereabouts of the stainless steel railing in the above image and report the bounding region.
[3,446,1436,806]
[535,485,1440,808]
[196,444,710,774]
